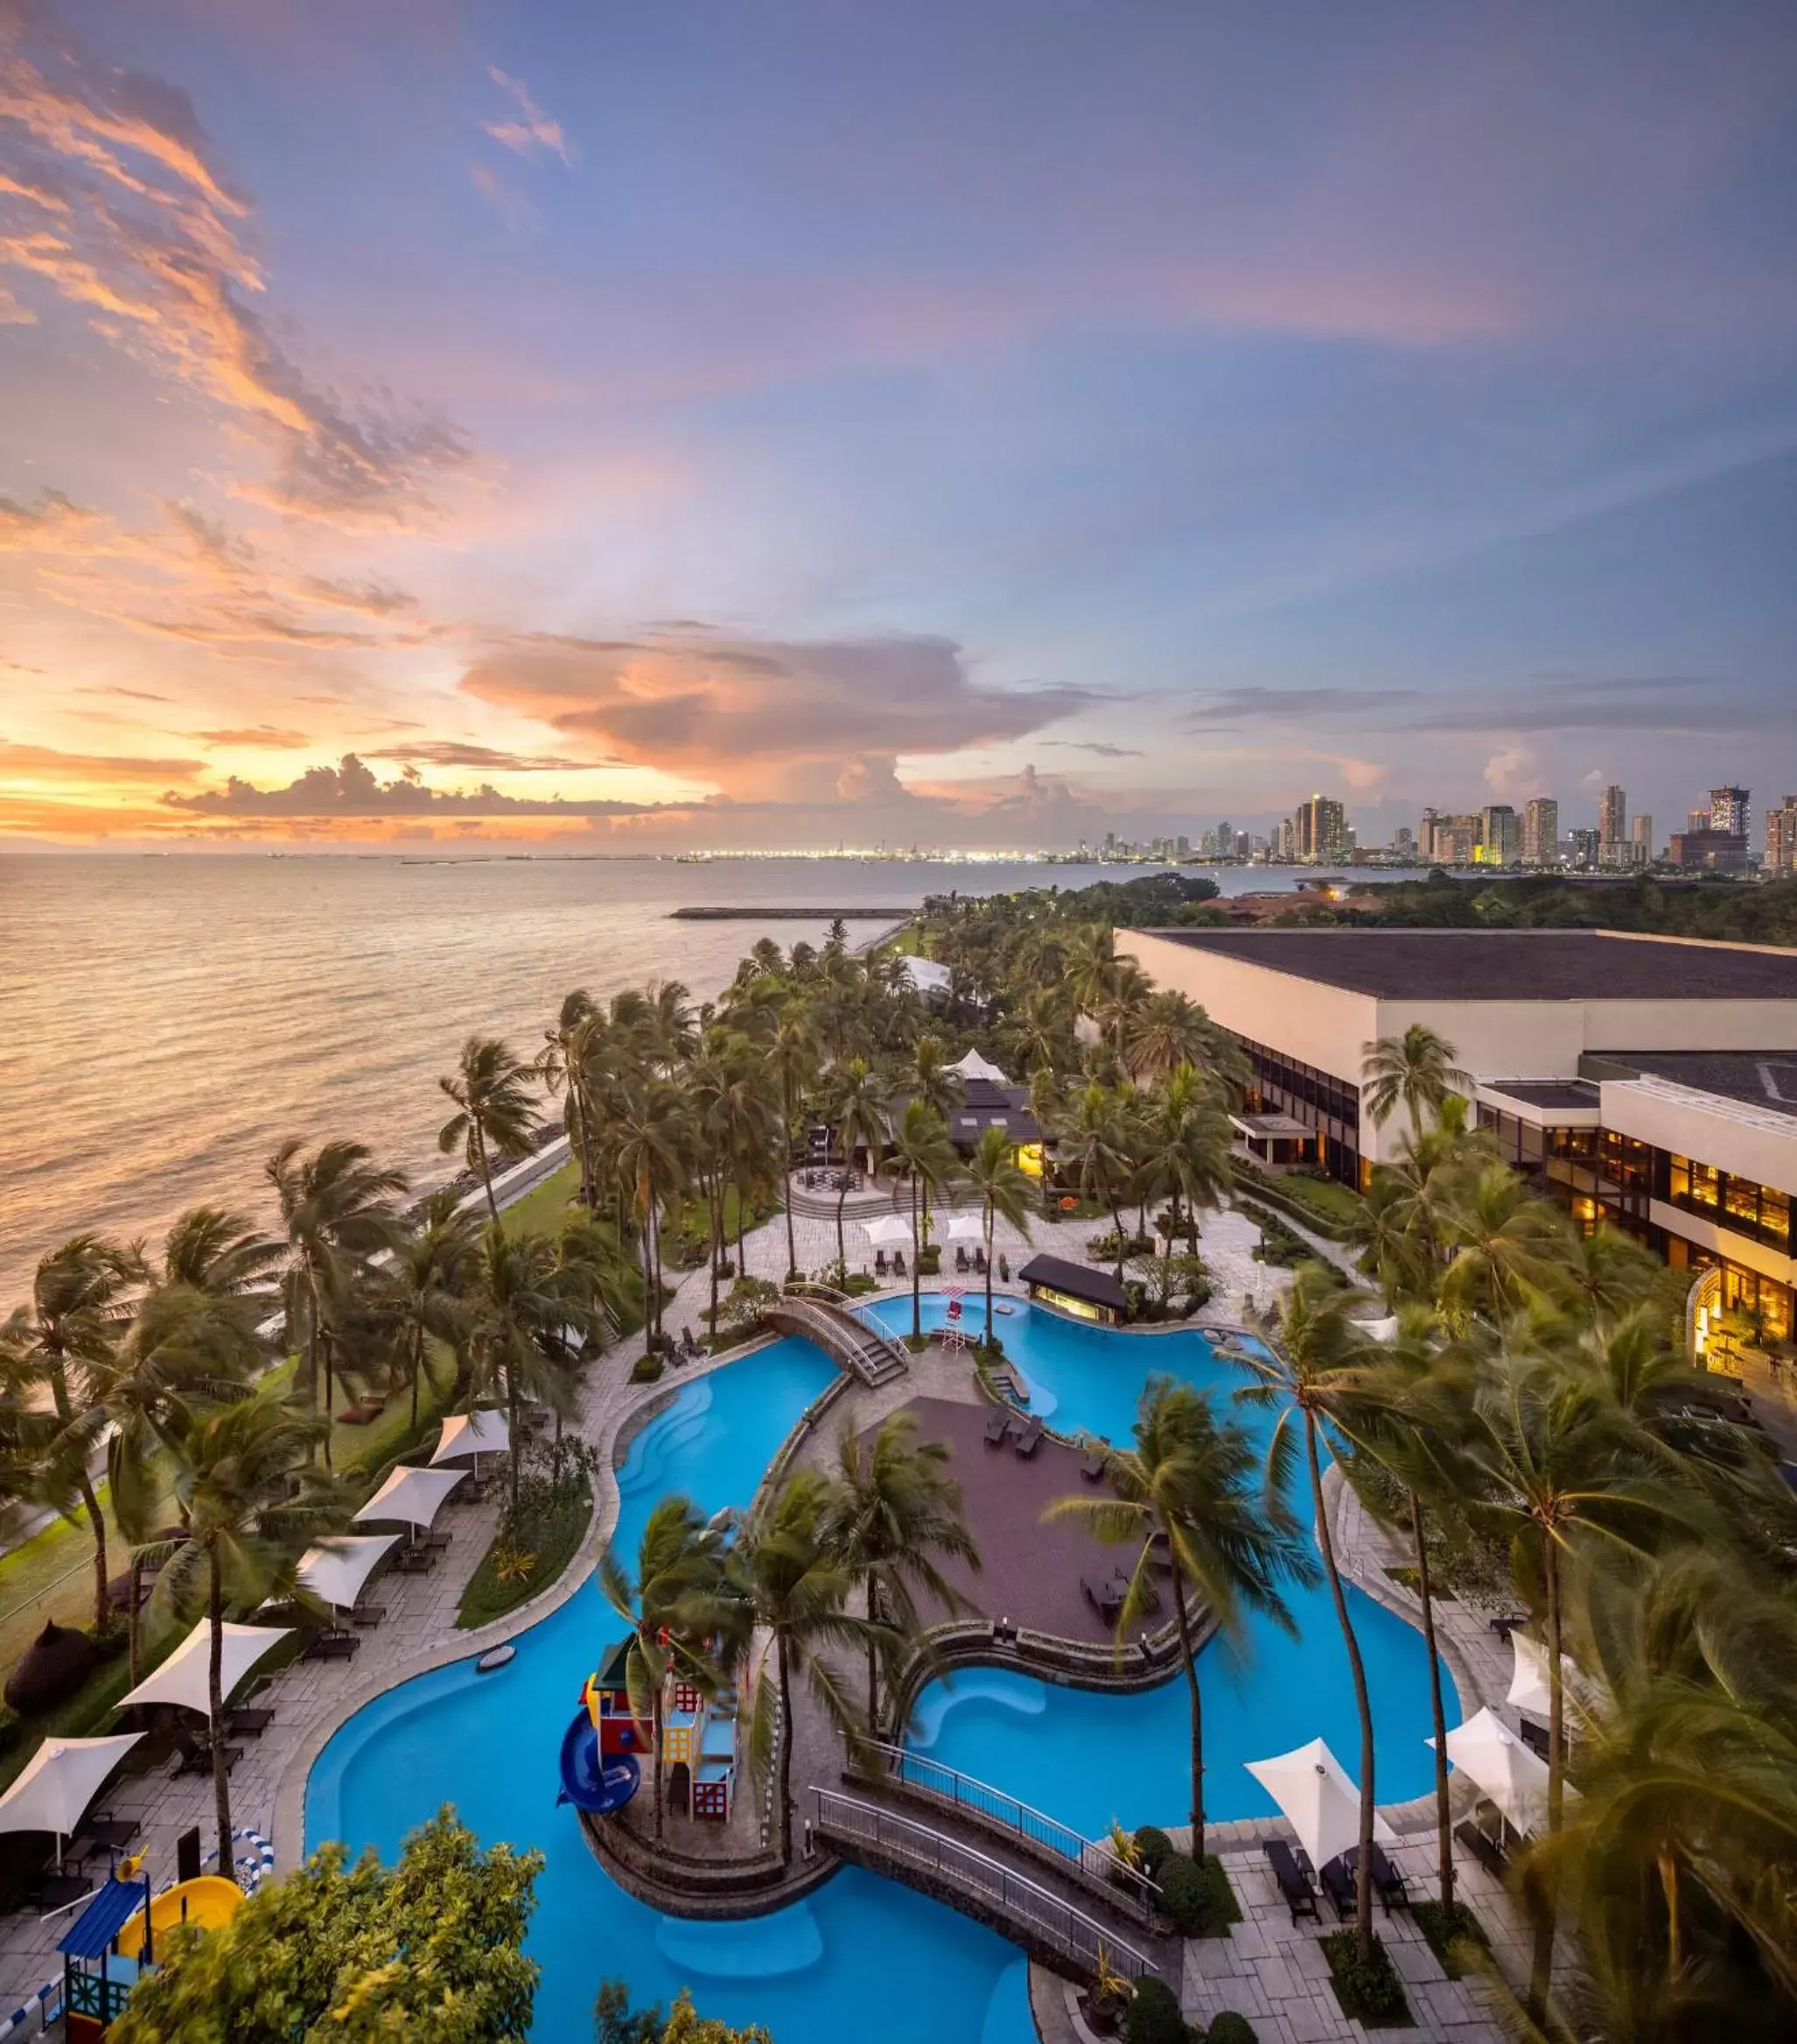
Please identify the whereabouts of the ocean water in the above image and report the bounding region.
[0,855,1302,1300]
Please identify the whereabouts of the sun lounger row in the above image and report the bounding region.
[981,1409,1042,1455]
[1262,1838,1409,1925]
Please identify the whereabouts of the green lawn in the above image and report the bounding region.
[500,1160,582,1238]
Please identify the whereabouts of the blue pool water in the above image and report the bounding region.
[862,1295,1457,1837]
[308,1338,1036,2041]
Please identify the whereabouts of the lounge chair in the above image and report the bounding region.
[1455,1816,1507,1878]
[1346,1842,1409,1914]
[998,1255,1010,1282]
[1519,1718,1550,1760]
[983,1408,1010,1446]
[37,1872,93,1911]
[1080,1445,1108,1481]
[954,1245,969,1273]
[874,1250,888,1277]
[1488,1612,1527,1640]
[892,1251,906,1278]
[71,1816,139,1863]
[422,1529,451,1552]
[1012,1416,1044,1458]
[1316,1853,1355,1920]
[394,1547,437,1574]
[304,1631,360,1661]
[352,1603,386,1628]
[1262,1839,1320,1925]
[172,1729,241,1775]
[1081,1574,1123,1619]
[974,1248,988,1275]
[224,1707,275,1739]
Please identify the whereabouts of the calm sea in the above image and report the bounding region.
[0,856,1304,1301]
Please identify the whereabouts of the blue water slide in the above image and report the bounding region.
[556,1712,641,1815]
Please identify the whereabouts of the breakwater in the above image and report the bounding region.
[668,906,913,920]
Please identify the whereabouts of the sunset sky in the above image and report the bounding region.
[3,0,1795,851]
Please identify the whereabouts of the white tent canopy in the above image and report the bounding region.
[0,1734,142,1853]
[430,1409,510,1465]
[117,1620,291,1722]
[354,1464,465,1531]
[1430,1707,1554,1837]
[297,1535,399,1613]
[1245,1738,1396,1869]
[943,1212,986,1241]
[949,1047,1010,1085]
[1507,1632,1581,1719]
[861,1214,913,1247]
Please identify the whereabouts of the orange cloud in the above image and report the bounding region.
[482,68,572,166]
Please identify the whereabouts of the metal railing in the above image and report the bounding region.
[770,1291,908,1386]
[851,1739,1161,1918]
[811,1787,1164,1982]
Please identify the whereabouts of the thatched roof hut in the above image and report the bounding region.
[4,1621,100,1715]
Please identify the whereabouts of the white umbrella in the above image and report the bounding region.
[1430,1707,1555,1837]
[117,1620,291,1722]
[943,1213,986,1242]
[0,1734,142,1863]
[1507,1632,1580,1719]
[297,1534,399,1614]
[860,1214,913,1248]
[431,1409,510,1465]
[949,1048,1010,1085]
[1245,1737,1396,1868]
[353,1463,465,1533]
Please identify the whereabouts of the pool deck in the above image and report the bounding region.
[0,1190,1525,2042]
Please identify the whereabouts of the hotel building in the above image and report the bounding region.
[1115,927,1797,1344]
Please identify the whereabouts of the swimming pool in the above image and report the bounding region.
[307,1338,1036,2041]
[862,1295,1457,1837]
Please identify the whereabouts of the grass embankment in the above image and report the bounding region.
[1230,1157,1361,1238]
[457,1484,592,1630]
[500,1160,581,1238]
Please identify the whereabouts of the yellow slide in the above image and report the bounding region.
[112,1875,243,1960]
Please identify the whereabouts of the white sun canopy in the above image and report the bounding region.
[1430,1707,1555,1837]
[430,1409,511,1465]
[861,1214,913,1247]
[0,1734,143,1851]
[117,1620,291,1722]
[353,1463,465,1531]
[949,1047,1010,1085]
[297,1535,399,1613]
[1507,1632,1581,1719]
[1245,1737,1396,1869]
[943,1212,986,1241]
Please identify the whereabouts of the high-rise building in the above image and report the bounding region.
[1478,805,1521,864]
[1392,825,1416,857]
[1273,816,1297,863]
[1631,814,1654,865]
[1418,808,1439,861]
[1175,835,1192,861]
[1233,831,1252,859]
[1295,794,1348,864]
[1766,796,1797,876]
[1521,797,1559,866]
[1668,827,1750,876]
[1571,827,1601,871]
[1432,814,1481,864]
[1710,787,1751,840]
[1215,820,1233,853]
[1688,808,1711,834]
[1598,785,1627,866]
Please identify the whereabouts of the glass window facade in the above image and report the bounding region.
[1235,1035,1361,1186]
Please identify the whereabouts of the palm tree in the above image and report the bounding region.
[1140,1065,1234,1248]
[886,1102,960,1338]
[708,1470,883,1866]
[157,1208,282,1298]
[463,1223,600,1514]
[606,1078,689,1342]
[439,1035,540,1222]
[1096,958,1152,1061]
[1437,1162,1571,1325]
[1063,924,1116,1023]
[540,990,598,1204]
[1360,1026,1472,1142]
[0,1235,139,1631]
[1058,1083,1131,1279]
[1126,989,1209,1082]
[821,1057,891,1274]
[962,1125,1033,1345]
[824,1412,982,1736]
[1237,1263,1386,1955]
[154,1384,346,1865]
[1008,986,1076,1078]
[595,1495,728,1839]
[382,1187,479,1429]
[1048,1380,1315,1858]
[1462,1335,1698,2019]
[767,1000,821,1280]
[267,1138,409,1453]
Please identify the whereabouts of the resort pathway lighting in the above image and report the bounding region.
[1244,1737,1395,1871]
[116,1622,292,1723]
[1429,1707,1553,1838]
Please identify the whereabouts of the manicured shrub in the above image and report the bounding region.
[1320,1929,1408,2025]
[1205,2013,1258,2044]
[629,1353,663,1383]
[1157,1853,1241,1937]
[1132,1825,1175,1880]
[1122,1976,1185,2044]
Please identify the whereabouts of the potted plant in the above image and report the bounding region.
[1106,1819,1144,1892]
[1081,1946,1132,2035]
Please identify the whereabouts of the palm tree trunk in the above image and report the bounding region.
[1109,1197,1127,1284]
[707,1175,724,1330]
[320,1333,334,1469]
[636,1180,657,1341]
[783,1080,799,1279]
[983,1204,996,1347]
[1528,1544,1565,2020]
[777,1631,795,1865]
[126,1553,144,1686]
[507,1376,522,1516]
[911,1178,922,1339]
[1411,1495,1454,1914]
[476,1123,500,1223]
[208,1551,233,1867]
[835,1180,849,1275]
[865,1574,881,1738]
[1305,1414,1375,1957]
[652,1687,665,1840]
[1168,1550,1206,1858]
[78,1470,109,1634]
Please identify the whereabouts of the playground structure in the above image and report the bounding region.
[557,1638,739,1824]
[56,1839,245,2040]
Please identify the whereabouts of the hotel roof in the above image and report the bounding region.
[1139,929,1797,1002]
[1589,1052,1797,1124]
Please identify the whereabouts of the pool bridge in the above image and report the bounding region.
[764,1289,910,1388]
[808,1783,1176,1987]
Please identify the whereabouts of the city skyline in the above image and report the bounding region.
[3,2,1797,852]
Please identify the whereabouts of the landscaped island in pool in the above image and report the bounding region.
[306,1307,1453,2037]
